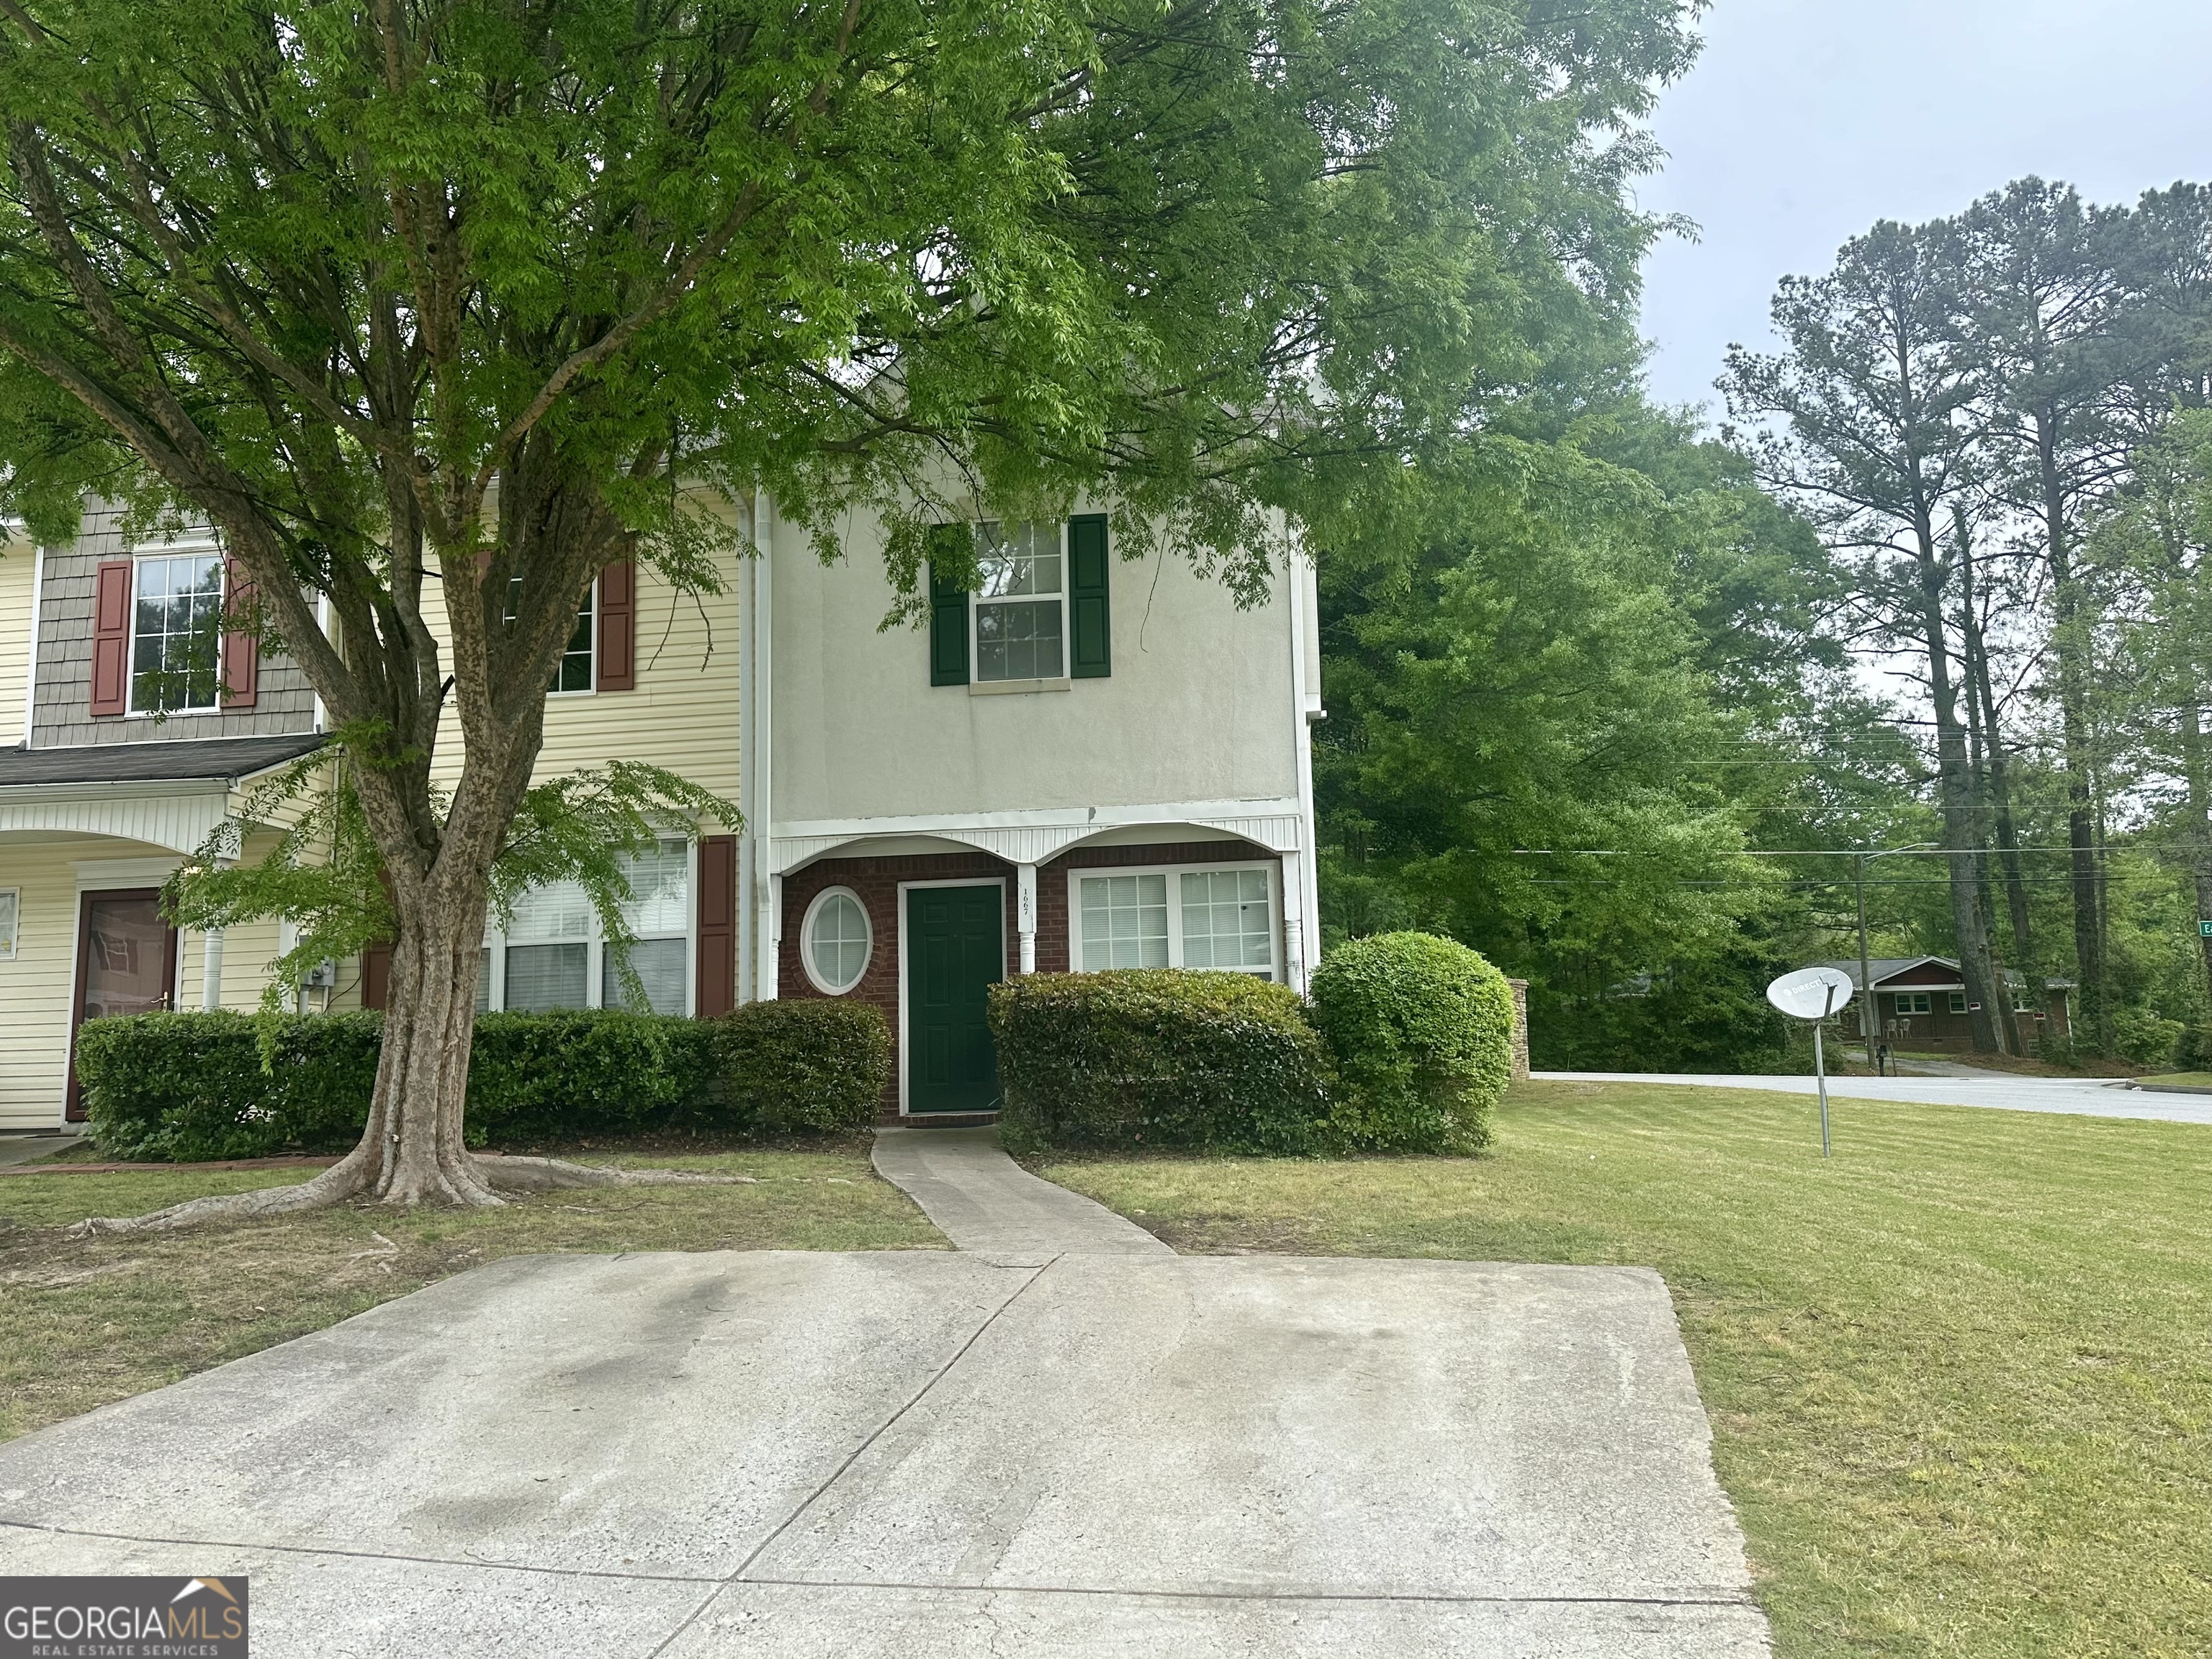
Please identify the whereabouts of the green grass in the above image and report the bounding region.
[1038,1082,2212,1659]
[0,1141,943,1442]
[2141,1072,2212,1090]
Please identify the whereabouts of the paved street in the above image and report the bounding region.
[1539,1070,2212,1126]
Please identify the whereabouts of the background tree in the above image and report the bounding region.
[1722,221,2009,1053]
[0,0,1703,1217]
[1951,180,2139,1054]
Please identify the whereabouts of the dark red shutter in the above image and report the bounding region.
[220,555,258,709]
[361,945,392,1010]
[90,559,132,716]
[696,835,737,1015]
[597,560,635,691]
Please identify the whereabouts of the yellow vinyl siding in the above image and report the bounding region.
[0,541,33,750]
[0,840,81,1127]
[426,536,745,813]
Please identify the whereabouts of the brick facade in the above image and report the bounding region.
[779,837,1277,1123]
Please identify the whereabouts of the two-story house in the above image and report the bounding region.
[0,494,1318,1131]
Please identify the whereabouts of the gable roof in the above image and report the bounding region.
[1810,956,2075,992]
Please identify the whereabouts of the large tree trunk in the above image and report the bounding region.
[1954,525,2024,1055]
[2040,416,2112,1053]
[370,876,502,1206]
[1912,520,2005,1053]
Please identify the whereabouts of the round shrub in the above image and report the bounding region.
[714,997,892,1132]
[988,969,1331,1154]
[1307,932,1514,1154]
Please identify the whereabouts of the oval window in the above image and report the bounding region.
[803,887,872,995]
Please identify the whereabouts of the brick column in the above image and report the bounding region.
[1507,979,1530,1081]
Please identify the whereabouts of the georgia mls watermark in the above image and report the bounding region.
[1,1577,248,1658]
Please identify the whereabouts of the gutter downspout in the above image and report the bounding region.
[21,544,44,747]
[750,487,777,1001]
[1285,535,1324,994]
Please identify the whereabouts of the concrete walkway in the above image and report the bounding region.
[1539,1069,2212,1127]
[871,1127,1172,1258]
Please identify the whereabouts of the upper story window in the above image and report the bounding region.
[509,575,595,693]
[974,521,1064,683]
[130,554,223,714]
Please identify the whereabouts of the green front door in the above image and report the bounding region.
[906,884,1004,1114]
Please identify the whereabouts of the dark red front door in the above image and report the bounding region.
[67,889,179,1120]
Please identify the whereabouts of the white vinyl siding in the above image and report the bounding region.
[1069,861,1278,979]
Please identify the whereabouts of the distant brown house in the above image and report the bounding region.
[1812,957,2073,1051]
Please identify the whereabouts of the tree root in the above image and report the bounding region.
[69,1153,753,1237]
[466,1155,757,1193]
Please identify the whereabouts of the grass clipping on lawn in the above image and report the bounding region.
[0,1142,943,1442]
[1041,1082,2212,1659]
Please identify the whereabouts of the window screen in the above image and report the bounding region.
[1079,874,1168,970]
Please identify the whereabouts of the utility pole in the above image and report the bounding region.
[1855,842,1937,1069]
[1856,853,1876,1068]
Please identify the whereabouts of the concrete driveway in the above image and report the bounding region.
[1539,1069,2212,1126]
[0,1245,1767,1655]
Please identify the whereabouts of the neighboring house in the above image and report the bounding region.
[1812,957,2074,1051]
[0,495,1318,1130]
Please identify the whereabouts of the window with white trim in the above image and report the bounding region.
[507,575,595,693]
[0,887,17,958]
[974,521,1064,683]
[130,553,223,714]
[477,838,692,1014]
[1893,991,1933,1016]
[801,886,873,994]
[1070,863,1277,979]
[1947,991,1968,1015]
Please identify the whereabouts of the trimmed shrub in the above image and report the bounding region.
[467,1010,724,1143]
[77,1011,381,1162]
[717,998,892,1131]
[1307,932,1514,1154]
[76,1002,884,1161]
[988,970,1331,1154]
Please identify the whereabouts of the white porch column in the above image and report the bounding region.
[762,871,783,999]
[200,927,225,1011]
[1016,863,1038,974]
[1280,849,1308,994]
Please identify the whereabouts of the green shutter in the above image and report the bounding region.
[1069,513,1110,678]
[927,528,971,686]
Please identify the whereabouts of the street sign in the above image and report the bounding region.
[2200,920,2212,938]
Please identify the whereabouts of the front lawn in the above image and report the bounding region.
[1040,1082,2212,1659]
[0,1140,943,1442]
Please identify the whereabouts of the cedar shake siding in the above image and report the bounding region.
[31,506,317,747]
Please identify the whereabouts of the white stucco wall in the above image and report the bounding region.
[769,508,1305,826]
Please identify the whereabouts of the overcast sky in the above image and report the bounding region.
[1636,0,2212,416]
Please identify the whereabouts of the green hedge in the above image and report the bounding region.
[988,969,1331,1154]
[1307,932,1515,1154]
[76,1002,892,1161]
[720,998,892,1131]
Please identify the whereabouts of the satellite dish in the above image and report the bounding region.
[1766,966,1856,1022]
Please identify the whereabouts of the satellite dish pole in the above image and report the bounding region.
[1766,967,1856,1159]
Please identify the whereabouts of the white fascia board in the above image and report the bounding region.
[767,797,1310,875]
